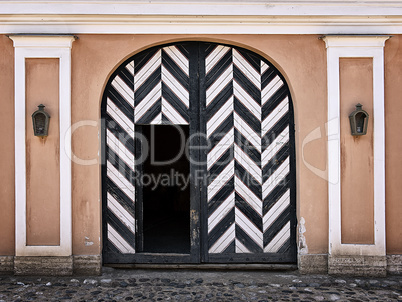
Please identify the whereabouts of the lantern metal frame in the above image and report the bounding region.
[349,103,369,136]
[32,104,50,137]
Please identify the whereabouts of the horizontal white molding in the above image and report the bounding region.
[1,15,402,34]
[1,1,402,16]
[1,0,402,35]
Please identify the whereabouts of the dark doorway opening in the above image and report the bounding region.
[142,125,190,254]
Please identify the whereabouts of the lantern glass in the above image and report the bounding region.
[355,112,366,134]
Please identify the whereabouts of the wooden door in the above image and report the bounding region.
[102,42,296,264]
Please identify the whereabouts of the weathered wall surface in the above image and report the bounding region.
[384,35,402,255]
[339,58,374,244]
[25,58,60,246]
[0,36,15,255]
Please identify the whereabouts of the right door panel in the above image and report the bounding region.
[203,43,296,263]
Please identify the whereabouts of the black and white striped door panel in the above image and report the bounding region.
[205,44,295,258]
[103,45,191,257]
[102,42,295,263]
[134,46,190,125]
[105,59,136,255]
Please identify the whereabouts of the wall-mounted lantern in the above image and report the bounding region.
[32,104,50,137]
[349,103,369,136]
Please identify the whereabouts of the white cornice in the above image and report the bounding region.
[1,15,402,34]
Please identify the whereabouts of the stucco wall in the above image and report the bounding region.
[25,58,61,246]
[70,34,329,255]
[0,35,14,255]
[0,34,401,258]
[339,58,374,244]
[385,35,402,255]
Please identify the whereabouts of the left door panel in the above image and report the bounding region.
[102,59,137,260]
[102,43,200,264]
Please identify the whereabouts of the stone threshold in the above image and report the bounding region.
[106,263,298,270]
[0,254,401,276]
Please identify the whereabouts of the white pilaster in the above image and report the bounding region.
[323,35,389,257]
[10,35,76,257]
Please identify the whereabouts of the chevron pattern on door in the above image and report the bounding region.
[104,60,136,255]
[103,45,191,257]
[205,44,293,256]
[261,61,292,254]
[134,45,190,125]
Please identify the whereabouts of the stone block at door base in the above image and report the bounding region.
[14,256,73,276]
[387,255,402,275]
[328,255,386,277]
[298,254,328,274]
[73,255,102,275]
[0,256,14,273]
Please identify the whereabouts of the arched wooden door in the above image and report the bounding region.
[101,42,296,264]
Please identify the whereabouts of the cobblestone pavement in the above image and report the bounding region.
[0,267,401,301]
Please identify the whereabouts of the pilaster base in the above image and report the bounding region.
[14,256,73,276]
[328,255,386,277]
[298,254,328,274]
